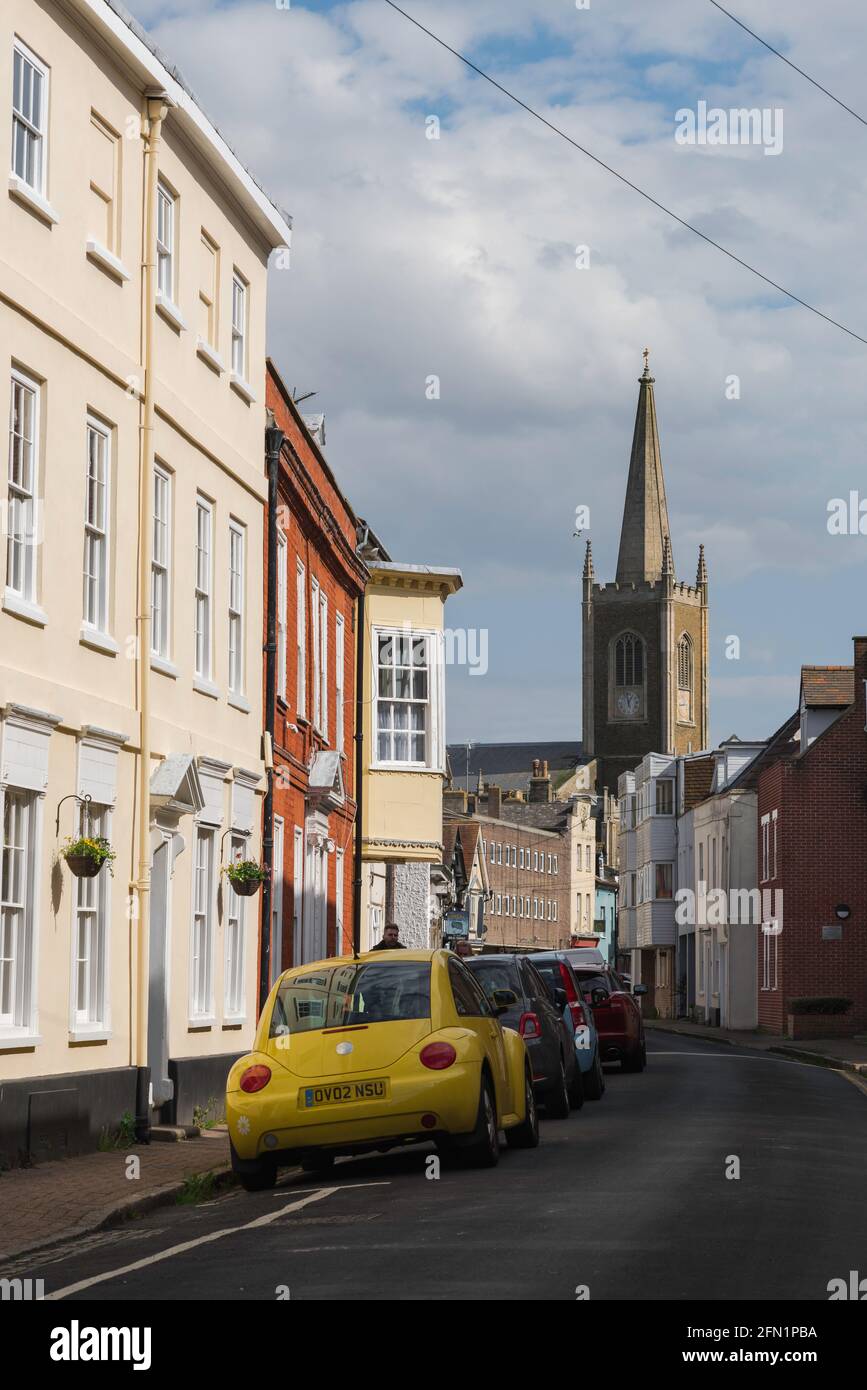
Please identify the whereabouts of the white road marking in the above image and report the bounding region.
[45,1184,385,1301]
[650,1051,833,1068]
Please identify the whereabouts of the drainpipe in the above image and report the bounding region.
[134,92,169,1142]
[351,588,365,956]
[260,421,284,1013]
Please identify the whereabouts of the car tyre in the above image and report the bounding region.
[583,1050,606,1100]
[544,1057,571,1119]
[622,1038,646,1073]
[230,1142,277,1193]
[462,1074,500,1168]
[505,1066,540,1149]
[568,1060,585,1110]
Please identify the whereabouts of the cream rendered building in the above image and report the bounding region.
[0,0,290,1162]
[358,560,463,950]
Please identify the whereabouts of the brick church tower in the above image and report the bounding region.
[582,354,709,795]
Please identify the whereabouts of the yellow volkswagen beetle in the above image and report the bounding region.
[226,949,539,1190]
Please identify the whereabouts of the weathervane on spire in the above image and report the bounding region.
[642,347,650,376]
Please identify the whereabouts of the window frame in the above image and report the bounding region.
[194,495,213,681]
[11,38,49,195]
[0,786,40,1036]
[224,832,248,1020]
[228,520,245,696]
[335,611,345,753]
[371,625,442,771]
[231,269,248,379]
[276,529,288,702]
[296,559,306,718]
[151,462,172,661]
[71,802,111,1030]
[156,179,176,302]
[190,826,215,1021]
[82,414,111,635]
[6,367,39,603]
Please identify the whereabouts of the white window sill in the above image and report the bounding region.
[69,1027,111,1042]
[0,1031,41,1049]
[371,761,439,774]
[3,590,48,626]
[156,291,187,332]
[188,1016,215,1029]
[196,338,225,374]
[223,1015,247,1028]
[80,624,119,656]
[194,676,220,699]
[86,238,130,282]
[151,654,178,679]
[230,372,256,404]
[228,691,251,713]
[9,175,59,225]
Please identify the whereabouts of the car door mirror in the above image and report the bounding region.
[633,984,648,996]
[491,988,518,1015]
[552,987,568,1011]
[590,987,608,1007]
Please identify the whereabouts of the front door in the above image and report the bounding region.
[147,836,173,1109]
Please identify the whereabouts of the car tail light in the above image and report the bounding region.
[240,1064,271,1093]
[519,1012,542,1039]
[420,1042,457,1070]
[569,1001,584,1029]
[558,963,579,1002]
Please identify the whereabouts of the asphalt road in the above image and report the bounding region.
[19,1034,867,1301]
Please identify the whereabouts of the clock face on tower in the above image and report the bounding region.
[616,690,641,719]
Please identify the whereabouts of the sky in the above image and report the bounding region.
[129,0,867,747]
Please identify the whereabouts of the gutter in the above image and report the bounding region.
[133,92,169,1143]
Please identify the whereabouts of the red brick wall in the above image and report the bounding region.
[264,364,366,970]
[757,638,867,1034]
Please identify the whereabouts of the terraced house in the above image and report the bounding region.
[0,0,290,1164]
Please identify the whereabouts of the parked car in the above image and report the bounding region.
[561,946,607,970]
[464,954,583,1115]
[574,966,647,1072]
[529,952,605,1100]
[226,949,539,1189]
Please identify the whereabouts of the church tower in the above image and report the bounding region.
[582,354,709,796]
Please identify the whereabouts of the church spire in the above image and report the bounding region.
[615,350,672,585]
[696,543,708,589]
[583,538,594,581]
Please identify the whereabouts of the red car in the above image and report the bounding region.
[575,967,647,1072]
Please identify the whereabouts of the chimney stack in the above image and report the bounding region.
[487,785,502,819]
[529,757,552,804]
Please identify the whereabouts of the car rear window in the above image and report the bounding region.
[575,971,611,1000]
[464,959,520,999]
[269,961,431,1037]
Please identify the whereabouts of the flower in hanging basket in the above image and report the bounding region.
[62,835,117,878]
[223,859,267,897]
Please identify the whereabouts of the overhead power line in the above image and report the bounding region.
[381,0,867,349]
[707,0,867,129]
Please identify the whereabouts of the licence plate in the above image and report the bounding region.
[299,1079,389,1109]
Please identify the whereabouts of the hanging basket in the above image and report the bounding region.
[65,854,104,879]
[231,877,263,898]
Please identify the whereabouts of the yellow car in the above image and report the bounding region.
[226,948,539,1190]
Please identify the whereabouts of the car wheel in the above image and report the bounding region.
[568,1060,585,1110]
[462,1074,500,1168]
[544,1057,571,1119]
[505,1066,540,1149]
[583,1051,606,1100]
[622,1040,646,1073]
[230,1143,277,1193]
[301,1153,335,1174]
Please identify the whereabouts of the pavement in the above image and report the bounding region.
[0,1127,234,1265]
[5,1032,867,1301]
[644,1017,867,1072]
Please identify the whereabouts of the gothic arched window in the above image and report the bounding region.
[615,632,644,687]
[678,634,692,692]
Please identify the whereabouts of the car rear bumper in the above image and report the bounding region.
[227,1062,482,1161]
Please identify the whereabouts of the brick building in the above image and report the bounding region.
[749,639,867,1035]
[264,361,368,972]
[443,761,597,952]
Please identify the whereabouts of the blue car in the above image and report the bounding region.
[530,952,606,1100]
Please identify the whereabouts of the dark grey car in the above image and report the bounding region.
[464,954,583,1116]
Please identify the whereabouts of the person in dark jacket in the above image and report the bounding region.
[370,922,406,951]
